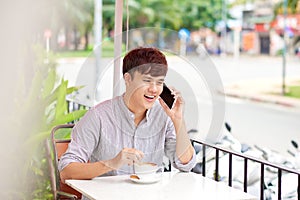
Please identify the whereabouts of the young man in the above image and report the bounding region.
[59,47,196,184]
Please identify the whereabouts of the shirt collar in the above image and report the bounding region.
[119,94,156,125]
[119,94,135,121]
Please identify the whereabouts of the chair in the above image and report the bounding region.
[46,124,82,200]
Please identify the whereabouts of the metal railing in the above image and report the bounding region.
[66,99,90,123]
[191,139,300,200]
[67,99,90,112]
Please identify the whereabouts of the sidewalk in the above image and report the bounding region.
[224,78,300,108]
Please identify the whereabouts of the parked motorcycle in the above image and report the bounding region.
[190,123,299,199]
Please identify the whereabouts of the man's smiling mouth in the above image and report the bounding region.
[144,95,155,100]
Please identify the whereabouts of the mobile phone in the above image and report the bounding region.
[160,83,175,109]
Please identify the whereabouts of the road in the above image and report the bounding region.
[225,97,300,155]
[211,54,300,84]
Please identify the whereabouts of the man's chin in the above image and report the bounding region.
[143,102,155,109]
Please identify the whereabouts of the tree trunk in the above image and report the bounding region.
[84,30,89,50]
[74,27,79,50]
[64,26,69,50]
[51,30,59,51]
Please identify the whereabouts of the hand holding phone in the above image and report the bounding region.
[160,83,175,109]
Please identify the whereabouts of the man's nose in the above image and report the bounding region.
[148,83,158,92]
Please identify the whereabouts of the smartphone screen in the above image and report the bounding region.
[160,83,175,109]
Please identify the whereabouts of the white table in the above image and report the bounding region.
[66,172,257,200]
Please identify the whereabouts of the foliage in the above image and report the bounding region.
[274,0,300,15]
[125,0,229,31]
[229,0,254,7]
[126,0,182,29]
[286,85,300,98]
[55,38,125,58]
[179,0,225,31]
[8,45,87,199]
[56,49,93,58]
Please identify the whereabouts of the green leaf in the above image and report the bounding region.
[54,128,72,139]
[66,85,85,95]
[51,109,87,127]
[42,68,56,99]
[24,131,50,150]
[54,79,68,119]
[24,69,43,110]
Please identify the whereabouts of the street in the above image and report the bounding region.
[211,54,300,84]
[226,96,300,155]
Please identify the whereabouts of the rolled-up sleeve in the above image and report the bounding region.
[164,119,196,172]
[173,150,196,172]
[58,108,100,171]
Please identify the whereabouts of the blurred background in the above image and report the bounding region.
[1,0,299,199]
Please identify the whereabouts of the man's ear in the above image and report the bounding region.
[123,72,131,85]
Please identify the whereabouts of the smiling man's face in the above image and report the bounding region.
[125,71,165,112]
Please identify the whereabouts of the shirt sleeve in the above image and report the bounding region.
[58,108,101,171]
[164,118,196,172]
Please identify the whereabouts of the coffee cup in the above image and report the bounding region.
[133,162,162,176]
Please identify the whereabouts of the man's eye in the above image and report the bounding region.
[143,80,151,82]
[157,82,163,85]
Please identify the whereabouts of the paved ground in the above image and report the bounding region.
[224,78,300,108]
[209,54,300,109]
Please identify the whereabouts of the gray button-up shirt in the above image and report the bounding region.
[58,95,196,176]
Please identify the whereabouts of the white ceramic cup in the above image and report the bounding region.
[134,162,162,176]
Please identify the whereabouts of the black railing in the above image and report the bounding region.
[66,99,90,123]
[67,99,90,112]
[191,139,300,200]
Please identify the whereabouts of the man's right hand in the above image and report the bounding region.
[108,148,144,170]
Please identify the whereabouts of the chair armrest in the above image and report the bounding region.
[57,190,78,200]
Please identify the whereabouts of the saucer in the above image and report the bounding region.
[129,173,162,184]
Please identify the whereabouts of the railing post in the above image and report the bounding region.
[191,140,195,173]
[67,100,70,113]
[260,164,264,200]
[298,174,300,200]
[244,158,248,192]
[229,153,232,187]
[278,169,282,200]
[202,145,206,177]
[215,149,219,181]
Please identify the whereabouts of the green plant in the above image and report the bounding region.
[286,85,300,99]
[55,38,125,58]
[7,45,87,199]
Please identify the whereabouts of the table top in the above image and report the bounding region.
[66,172,257,200]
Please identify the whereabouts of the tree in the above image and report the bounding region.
[126,0,183,30]
[47,0,95,50]
[73,0,95,50]
[123,0,229,31]
[181,0,228,31]
[274,0,300,14]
